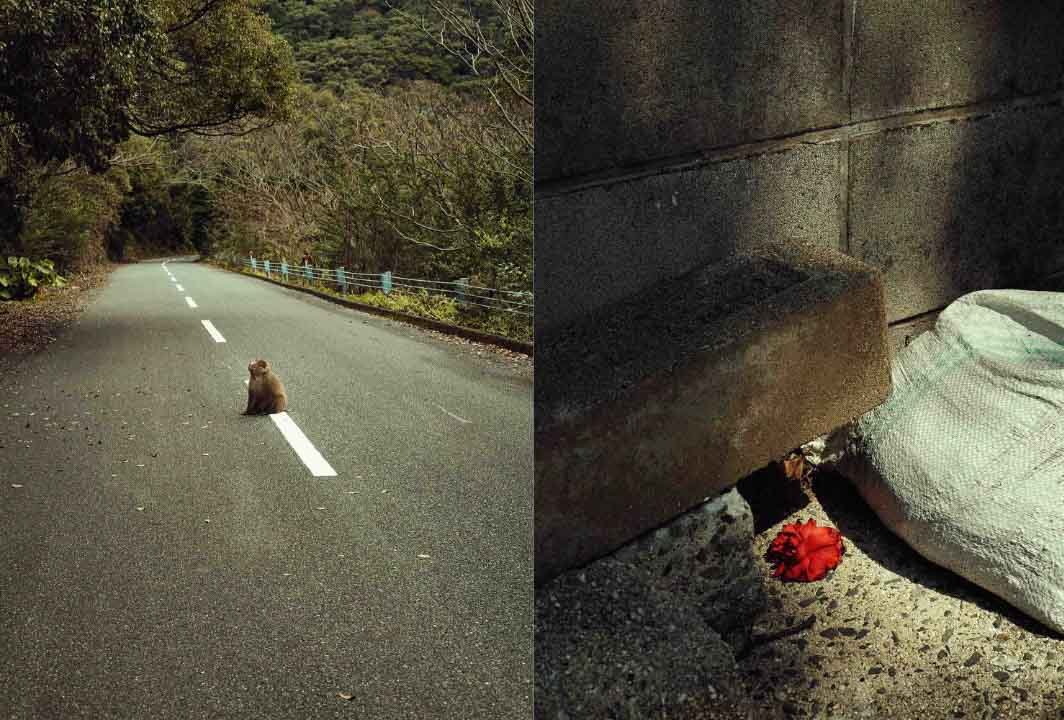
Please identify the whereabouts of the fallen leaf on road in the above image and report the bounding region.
[136,507,144,511]
[11,484,23,488]
[316,507,326,510]
[417,554,430,559]
[337,693,353,701]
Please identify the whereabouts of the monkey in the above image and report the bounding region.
[244,359,288,415]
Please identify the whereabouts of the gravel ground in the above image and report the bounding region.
[536,464,1064,720]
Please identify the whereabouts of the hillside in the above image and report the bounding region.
[259,0,494,91]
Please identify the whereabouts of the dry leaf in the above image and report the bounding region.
[337,693,353,701]
[782,454,806,481]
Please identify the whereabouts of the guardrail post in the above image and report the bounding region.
[264,259,271,278]
[336,267,347,293]
[281,261,289,282]
[303,262,311,284]
[381,270,392,295]
[250,256,257,272]
[456,277,469,306]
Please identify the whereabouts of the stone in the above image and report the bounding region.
[535,239,890,582]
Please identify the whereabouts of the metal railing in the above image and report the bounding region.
[238,255,533,316]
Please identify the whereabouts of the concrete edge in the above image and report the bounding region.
[207,261,534,356]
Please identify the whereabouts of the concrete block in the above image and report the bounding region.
[535,240,890,583]
[535,143,841,335]
[535,0,846,182]
[850,103,1064,322]
[853,2,1064,121]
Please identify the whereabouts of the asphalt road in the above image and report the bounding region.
[0,258,532,719]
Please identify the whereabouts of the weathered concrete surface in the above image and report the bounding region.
[534,558,739,720]
[850,104,1064,322]
[536,464,1064,719]
[852,2,1064,121]
[535,143,840,335]
[535,240,890,583]
[611,488,767,636]
[535,0,845,182]
[535,489,769,719]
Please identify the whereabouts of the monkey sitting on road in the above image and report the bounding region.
[244,359,288,415]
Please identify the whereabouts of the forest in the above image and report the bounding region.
[0,0,532,339]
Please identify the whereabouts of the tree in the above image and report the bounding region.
[0,0,296,254]
[0,0,295,172]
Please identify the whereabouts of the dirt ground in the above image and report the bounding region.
[0,264,113,365]
[536,465,1064,720]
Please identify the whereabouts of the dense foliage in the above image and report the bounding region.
[259,0,504,91]
[0,0,295,265]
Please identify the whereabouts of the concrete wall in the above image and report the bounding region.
[536,0,1064,338]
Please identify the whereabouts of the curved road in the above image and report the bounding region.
[0,258,532,719]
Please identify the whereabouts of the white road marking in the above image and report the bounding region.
[201,320,226,343]
[270,412,338,477]
[176,284,184,292]
[170,277,177,283]
[434,403,471,424]
[185,296,198,308]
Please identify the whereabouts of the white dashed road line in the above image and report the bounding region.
[434,403,471,424]
[185,297,198,309]
[201,320,226,343]
[175,284,184,292]
[270,412,338,477]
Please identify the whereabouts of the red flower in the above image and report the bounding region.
[765,518,844,582]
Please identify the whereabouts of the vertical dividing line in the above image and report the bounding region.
[839,0,857,255]
[842,0,857,124]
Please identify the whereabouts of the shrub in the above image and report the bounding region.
[0,256,66,300]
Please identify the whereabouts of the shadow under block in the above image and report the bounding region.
[534,240,891,584]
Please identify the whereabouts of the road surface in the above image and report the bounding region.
[0,258,532,719]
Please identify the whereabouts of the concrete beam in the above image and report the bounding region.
[535,240,891,583]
